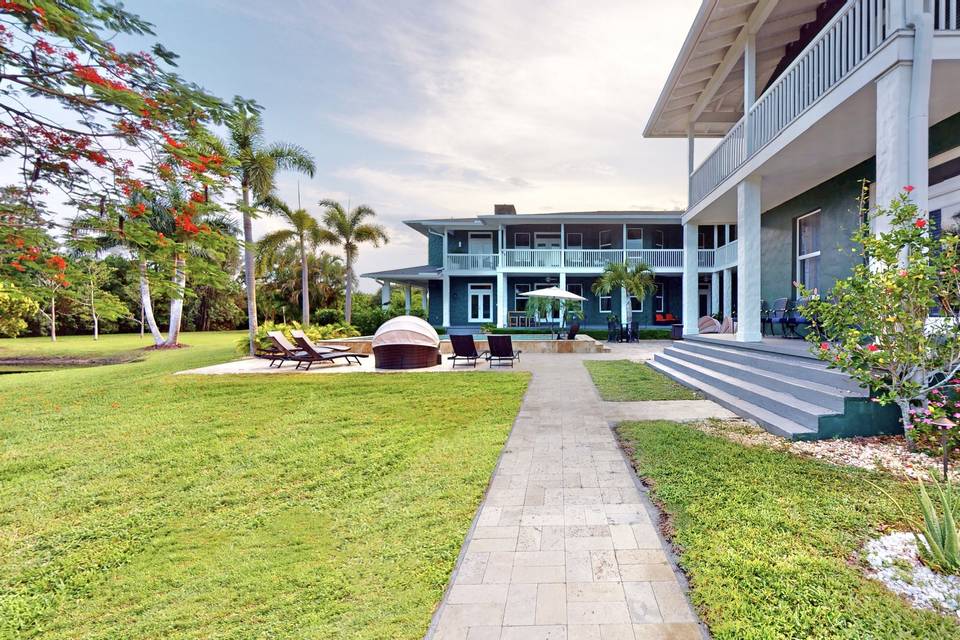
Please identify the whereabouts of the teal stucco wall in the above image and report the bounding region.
[449,276,498,326]
[428,233,444,267]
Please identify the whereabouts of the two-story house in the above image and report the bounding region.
[644,0,960,341]
[363,205,740,331]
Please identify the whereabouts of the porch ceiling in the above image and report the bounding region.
[645,0,824,139]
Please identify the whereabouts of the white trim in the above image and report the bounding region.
[598,294,612,314]
[795,209,822,293]
[514,283,531,312]
[468,231,493,255]
[655,283,665,314]
[654,229,665,249]
[567,282,583,298]
[468,282,494,323]
[533,232,562,248]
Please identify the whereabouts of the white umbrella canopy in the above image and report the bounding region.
[519,286,586,301]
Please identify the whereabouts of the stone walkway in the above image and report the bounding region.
[427,353,723,640]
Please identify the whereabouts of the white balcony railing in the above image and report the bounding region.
[689,0,939,208]
[714,239,738,269]
[501,249,563,269]
[446,253,499,270]
[565,249,625,268]
[626,249,683,269]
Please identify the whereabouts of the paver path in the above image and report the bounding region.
[427,354,713,640]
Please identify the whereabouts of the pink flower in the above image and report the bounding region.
[820,342,830,351]
[898,269,908,277]
[904,185,915,193]
[866,344,879,352]
[915,218,927,229]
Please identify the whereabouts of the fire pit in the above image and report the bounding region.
[371,316,441,369]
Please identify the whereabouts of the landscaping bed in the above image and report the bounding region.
[616,420,960,639]
[0,332,529,639]
[584,359,700,401]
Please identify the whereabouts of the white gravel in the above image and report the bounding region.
[694,420,958,482]
[863,533,960,618]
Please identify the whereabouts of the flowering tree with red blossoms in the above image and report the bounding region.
[800,187,960,445]
[0,0,242,343]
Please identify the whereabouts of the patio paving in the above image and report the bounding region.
[427,353,717,640]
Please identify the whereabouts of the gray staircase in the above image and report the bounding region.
[650,337,901,440]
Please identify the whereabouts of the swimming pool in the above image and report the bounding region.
[442,334,558,341]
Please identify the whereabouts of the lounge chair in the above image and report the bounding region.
[290,330,366,367]
[268,331,365,370]
[448,334,487,368]
[486,335,522,367]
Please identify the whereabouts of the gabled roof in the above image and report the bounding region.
[644,0,826,139]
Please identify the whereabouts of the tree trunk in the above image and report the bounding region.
[49,295,56,342]
[300,235,310,326]
[344,256,354,325]
[140,301,144,339]
[897,400,916,450]
[242,184,258,355]
[90,283,99,340]
[165,254,186,347]
[139,255,165,345]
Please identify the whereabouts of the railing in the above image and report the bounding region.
[626,249,683,269]
[714,239,738,269]
[446,253,499,270]
[565,249,625,268]
[445,246,738,271]
[689,0,926,208]
[501,249,563,269]
[935,0,960,29]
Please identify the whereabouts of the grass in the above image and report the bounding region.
[584,360,700,401]
[0,332,529,639]
[616,420,960,639]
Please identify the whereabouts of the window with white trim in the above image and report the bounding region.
[626,227,643,250]
[567,283,583,298]
[468,283,494,322]
[654,229,665,249]
[514,283,530,312]
[655,283,665,313]
[629,294,643,313]
[796,210,821,293]
[566,233,582,248]
[514,232,530,248]
[598,292,612,313]
[599,229,612,249]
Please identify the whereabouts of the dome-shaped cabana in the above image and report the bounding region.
[371,315,441,369]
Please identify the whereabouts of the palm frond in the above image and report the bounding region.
[267,142,316,178]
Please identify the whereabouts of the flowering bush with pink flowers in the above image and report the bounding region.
[909,381,960,459]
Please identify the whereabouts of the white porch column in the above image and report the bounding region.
[687,124,695,205]
[496,272,507,328]
[710,271,719,316]
[381,281,392,309]
[442,275,450,327]
[875,64,912,233]
[403,285,412,315]
[722,268,733,318]
[682,223,699,335]
[736,176,762,342]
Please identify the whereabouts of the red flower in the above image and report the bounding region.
[914,218,927,229]
[126,202,146,218]
[867,344,879,352]
[45,255,66,272]
[189,191,206,203]
[10,260,25,272]
[820,342,830,351]
[904,185,914,193]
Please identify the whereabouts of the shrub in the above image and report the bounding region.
[351,307,390,336]
[0,281,39,337]
[313,308,344,326]
[909,381,960,460]
[915,474,960,575]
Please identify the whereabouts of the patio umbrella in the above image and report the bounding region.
[520,287,586,337]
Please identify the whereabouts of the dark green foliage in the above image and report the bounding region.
[313,308,345,326]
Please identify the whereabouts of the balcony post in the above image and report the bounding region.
[744,32,757,154]
[722,268,733,319]
[381,281,392,309]
[442,230,449,269]
[442,275,450,327]
[687,123,695,206]
[736,176,762,342]
[496,272,507,328]
[682,223,699,335]
[710,272,719,316]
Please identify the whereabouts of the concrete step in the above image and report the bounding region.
[653,352,835,431]
[671,340,864,394]
[664,346,857,412]
[648,359,818,440]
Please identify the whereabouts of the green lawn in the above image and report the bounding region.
[584,359,700,401]
[0,332,529,639]
[617,420,960,639]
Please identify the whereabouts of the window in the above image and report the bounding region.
[468,283,493,322]
[698,231,707,249]
[729,225,737,241]
[514,283,530,312]
[655,283,665,313]
[629,295,643,313]
[599,229,612,249]
[599,293,612,313]
[654,229,665,249]
[514,232,530,248]
[534,232,561,249]
[567,283,583,298]
[796,210,821,293]
[566,233,582,248]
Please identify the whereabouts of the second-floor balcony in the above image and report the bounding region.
[688,0,960,211]
[445,242,739,273]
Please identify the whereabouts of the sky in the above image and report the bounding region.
[123,1,704,290]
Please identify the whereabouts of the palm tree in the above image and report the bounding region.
[257,195,321,325]
[226,101,316,354]
[315,200,389,324]
[591,261,656,320]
